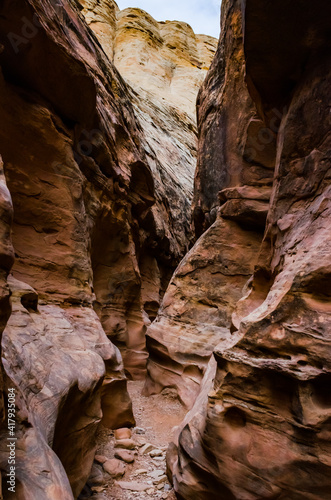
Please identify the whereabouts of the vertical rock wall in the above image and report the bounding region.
[78,0,218,377]
[144,0,271,408]
[0,0,217,498]
[169,1,331,498]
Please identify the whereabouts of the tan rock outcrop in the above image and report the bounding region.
[78,0,217,376]
[169,1,331,498]
[0,0,216,497]
[114,10,217,119]
[144,216,262,408]
[79,1,217,119]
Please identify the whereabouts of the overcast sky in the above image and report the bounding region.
[115,0,221,39]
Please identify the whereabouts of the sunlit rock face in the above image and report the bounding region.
[143,0,267,408]
[167,0,331,498]
[0,0,217,497]
[114,9,217,120]
[78,0,217,377]
[80,1,217,119]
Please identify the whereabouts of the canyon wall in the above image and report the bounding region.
[78,0,217,375]
[0,0,216,498]
[167,0,331,498]
[144,0,269,408]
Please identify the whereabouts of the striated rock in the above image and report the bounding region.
[144,216,262,407]
[192,0,276,237]
[0,0,170,496]
[114,9,217,119]
[142,8,268,404]
[0,157,14,427]
[1,277,125,498]
[169,1,331,499]
[0,0,216,498]
[77,0,119,60]
[80,1,217,119]
[79,1,218,375]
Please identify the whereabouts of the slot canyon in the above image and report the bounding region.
[0,1,330,499]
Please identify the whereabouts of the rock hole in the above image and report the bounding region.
[224,407,247,428]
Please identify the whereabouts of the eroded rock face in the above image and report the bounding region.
[79,1,217,119]
[0,0,165,496]
[0,0,216,497]
[144,217,262,408]
[170,1,331,498]
[78,0,217,376]
[192,0,275,238]
[1,277,128,499]
[114,9,217,120]
[0,157,14,430]
[143,0,269,409]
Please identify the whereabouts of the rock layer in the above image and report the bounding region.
[192,0,275,237]
[78,0,217,375]
[144,217,262,408]
[169,1,331,498]
[0,0,217,498]
[144,0,269,408]
[80,1,217,119]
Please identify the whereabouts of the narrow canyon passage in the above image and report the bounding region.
[81,381,186,500]
[0,1,330,499]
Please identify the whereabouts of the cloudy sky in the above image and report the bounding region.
[116,0,221,39]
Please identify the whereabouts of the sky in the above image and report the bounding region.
[115,0,221,39]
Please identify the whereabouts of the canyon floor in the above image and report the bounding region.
[91,381,186,500]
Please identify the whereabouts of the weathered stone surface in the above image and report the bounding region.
[114,427,131,440]
[192,0,276,238]
[0,0,164,496]
[80,1,217,120]
[144,216,262,408]
[0,0,216,495]
[0,278,125,498]
[169,1,331,498]
[114,449,135,464]
[103,458,126,478]
[0,157,14,428]
[88,464,106,486]
[116,480,150,492]
[79,1,218,375]
[114,438,136,450]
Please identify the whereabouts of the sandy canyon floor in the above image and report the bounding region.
[88,381,186,500]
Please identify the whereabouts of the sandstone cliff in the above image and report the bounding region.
[78,0,217,376]
[0,0,216,498]
[144,0,267,408]
[166,1,331,498]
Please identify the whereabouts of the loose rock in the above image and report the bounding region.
[103,459,126,478]
[94,455,108,465]
[116,481,151,492]
[114,438,136,450]
[88,465,105,486]
[140,443,156,455]
[114,449,135,463]
[114,428,132,440]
